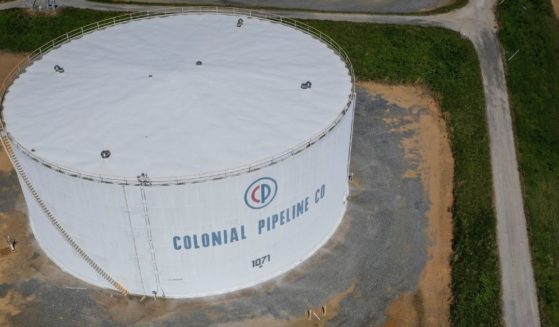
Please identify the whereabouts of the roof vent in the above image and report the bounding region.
[54,65,64,73]
[301,81,312,89]
[196,61,203,66]
[137,173,151,186]
[237,18,244,27]
[100,150,111,159]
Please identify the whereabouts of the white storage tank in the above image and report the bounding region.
[0,8,355,298]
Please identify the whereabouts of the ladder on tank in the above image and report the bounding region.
[0,132,129,296]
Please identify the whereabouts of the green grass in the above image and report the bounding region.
[0,8,118,52]
[497,1,559,326]
[0,8,500,326]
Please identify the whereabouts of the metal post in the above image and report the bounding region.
[508,49,520,61]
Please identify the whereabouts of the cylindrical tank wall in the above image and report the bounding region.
[14,100,354,298]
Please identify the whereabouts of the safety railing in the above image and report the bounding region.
[0,7,356,186]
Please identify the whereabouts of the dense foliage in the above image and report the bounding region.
[498,1,559,325]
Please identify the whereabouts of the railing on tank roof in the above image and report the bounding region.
[0,7,356,186]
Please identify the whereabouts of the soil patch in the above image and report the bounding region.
[215,281,357,327]
[0,289,36,327]
[0,52,24,89]
[359,81,454,326]
[552,0,559,17]
[0,52,25,173]
[0,151,12,173]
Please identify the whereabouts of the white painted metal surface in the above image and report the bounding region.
[2,10,355,297]
[3,14,351,179]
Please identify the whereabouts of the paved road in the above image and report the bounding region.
[0,1,541,326]
[0,0,454,13]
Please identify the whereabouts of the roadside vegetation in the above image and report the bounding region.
[497,1,559,325]
[0,8,500,326]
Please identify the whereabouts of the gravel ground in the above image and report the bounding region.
[0,88,429,326]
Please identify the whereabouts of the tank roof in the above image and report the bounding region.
[3,13,352,179]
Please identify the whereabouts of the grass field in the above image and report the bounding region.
[0,8,501,326]
[497,1,559,325]
[0,9,118,52]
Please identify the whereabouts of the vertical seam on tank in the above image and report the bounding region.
[139,186,162,295]
[123,185,147,295]
[346,93,356,182]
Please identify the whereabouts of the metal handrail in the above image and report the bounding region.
[0,7,356,186]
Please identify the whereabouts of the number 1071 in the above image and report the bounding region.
[252,254,271,268]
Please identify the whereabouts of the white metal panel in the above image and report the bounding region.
[147,101,353,297]
[11,99,353,297]
[14,144,143,293]
[3,14,352,178]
